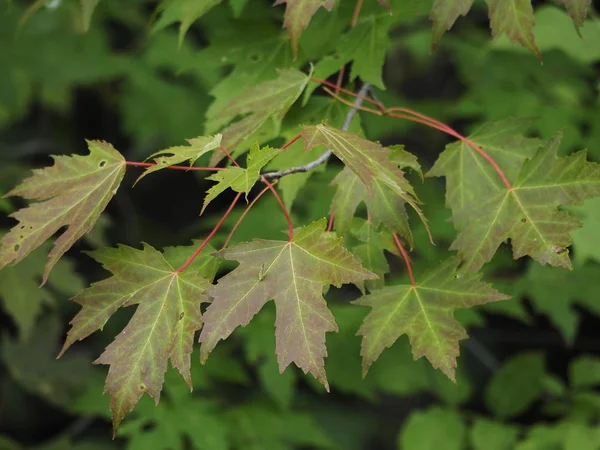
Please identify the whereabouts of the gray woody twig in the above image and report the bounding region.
[261,82,371,180]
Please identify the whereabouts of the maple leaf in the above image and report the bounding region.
[430,127,600,272]
[355,258,509,380]
[202,144,279,214]
[153,0,222,47]
[486,0,540,60]
[430,0,475,49]
[557,0,591,36]
[303,124,428,235]
[208,68,309,165]
[330,145,422,244]
[0,141,125,284]
[273,0,335,57]
[199,219,376,389]
[135,134,222,184]
[58,243,218,433]
[350,219,398,292]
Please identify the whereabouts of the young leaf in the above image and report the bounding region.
[429,122,600,272]
[430,0,475,50]
[487,0,540,60]
[59,243,217,434]
[330,145,422,242]
[199,219,376,390]
[558,0,592,36]
[135,134,222,184]
[208,68,309,165]
[153,0,222,47]
[303,124,427,232]
[273,0,335,57]
[0,141,126,284]
[202,144,279,213]
[354,258,509,380]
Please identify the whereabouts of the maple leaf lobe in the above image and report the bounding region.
[274,0,335,56]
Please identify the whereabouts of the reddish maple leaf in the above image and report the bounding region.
[0,141,125,284]
[199,219,376,389]
[59,243,217,434]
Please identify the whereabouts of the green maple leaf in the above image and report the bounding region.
[208,68,309,165]
[355,258,509,380]
[199,219,376,389]
[303,124,428,234]
[0,239,83,341]
[507,263,600,345]
[0,141,126,284]
[336,15,392,90]
[430,0,475,49]
[135,134,222,184]
[571,197,600,265]
[153,0,222,47]
[558,0,591,36]
[202,144,279,213]
[58,242,218,434]
[273,0,335,57]
[487,0,540,60]
[350,219,398,292]
[330,145,422,243]
[428,119,600,272]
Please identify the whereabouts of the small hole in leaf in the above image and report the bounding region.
[29,226,33,230]
[249,54,261,62]
[14,244,19,252]
[19,235,23,239]
[521,218,526,223]
[139,384,146,391]
[99,160,106,167]
[179,312,184,320]
[20,225,25,230]
[160,161,166,165]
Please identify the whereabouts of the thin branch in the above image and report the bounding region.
[262,82,372,180]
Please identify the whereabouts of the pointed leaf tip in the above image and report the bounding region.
[274,0,335,56]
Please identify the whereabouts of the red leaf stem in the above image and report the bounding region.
[282,132,304,150]
[260,176,294,241]
[393,233,415,286]
[125,161,225,172]
[176,192,243,273]
[222,184,272,248]
[326,213,335,232]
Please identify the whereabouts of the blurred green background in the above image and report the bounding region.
[1,0,600,449]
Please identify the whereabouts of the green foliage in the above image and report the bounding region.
[1,0,600,447]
